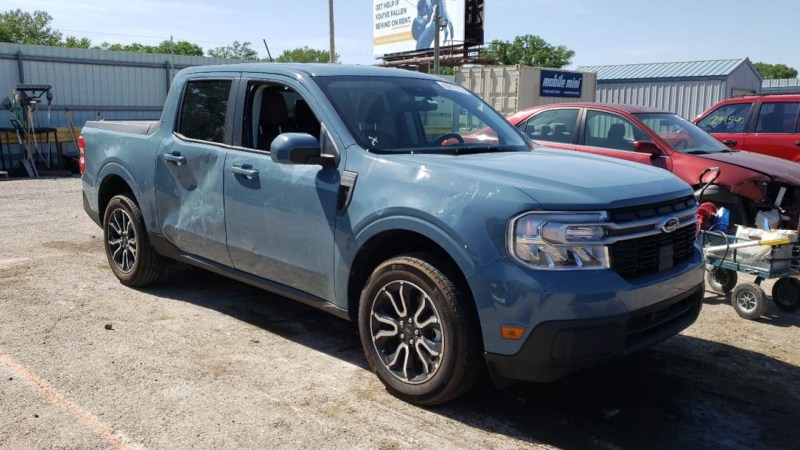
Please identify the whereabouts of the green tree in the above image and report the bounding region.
[154,40,204,56]
[275,46,338,63]
[754,62,798,80]
[93,40,204,56]
[0,9,62,45]
[482,34,574,68]
[62,36,92,48]
[208,41,259,60]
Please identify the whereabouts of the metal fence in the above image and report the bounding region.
[762,78,800,93]
[0,43,246,130]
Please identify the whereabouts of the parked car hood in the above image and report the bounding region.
[699,151,800,185]
[397,148,693,210]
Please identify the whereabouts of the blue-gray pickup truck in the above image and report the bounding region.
[80,64,704,405]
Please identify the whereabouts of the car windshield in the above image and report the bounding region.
[313,76,531,154]
[634,113,730,154]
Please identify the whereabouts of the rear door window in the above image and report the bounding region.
[755,102,800,133]
[518,109,579,143]
[696,103,752,133]
[177,80,232,143]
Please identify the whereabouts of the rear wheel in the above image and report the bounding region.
[103,193,165,286]
[358,254,481,405]
[731,283,767,320]
[772,277,800,312]
[705,266,737,294]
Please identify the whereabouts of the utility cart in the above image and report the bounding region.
[700,230,800,319]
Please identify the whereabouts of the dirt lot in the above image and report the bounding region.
[1,177,799,450]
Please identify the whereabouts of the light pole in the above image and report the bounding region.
[432,6,448,75]
[329,0,335,63]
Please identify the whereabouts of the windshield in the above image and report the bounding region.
[313,76,530,154]
[634,113,730,154]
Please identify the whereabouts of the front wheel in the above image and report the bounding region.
[358,254,482,405]
[731,283,767,320]
[103,193,165,287]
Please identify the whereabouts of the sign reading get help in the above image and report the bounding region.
[540,70,583,98]
[373,0,465,57]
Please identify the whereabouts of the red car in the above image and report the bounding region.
[693,94,800,162]
[505,103,800,228]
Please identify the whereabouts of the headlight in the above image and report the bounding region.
[509,212,610,270]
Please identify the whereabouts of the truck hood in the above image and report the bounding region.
[698,151,800,185]
[397,148,693,210]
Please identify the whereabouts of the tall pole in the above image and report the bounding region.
[433,6,440,75]
[328,0,335,63]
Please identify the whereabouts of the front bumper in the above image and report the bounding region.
[484,283,703,382]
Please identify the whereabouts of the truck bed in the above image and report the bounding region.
[84,120,160,136]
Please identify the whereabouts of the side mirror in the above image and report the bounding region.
[633,140,663,157]
[271,133,335,166]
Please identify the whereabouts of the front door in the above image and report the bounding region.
[223,78,341,301]
[576,109,671,171]
[154,78,236,266]
[695,101,754,150]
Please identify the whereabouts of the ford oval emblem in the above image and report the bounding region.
[660,217,680,233]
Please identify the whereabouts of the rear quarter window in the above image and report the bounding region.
[177,80,232,143]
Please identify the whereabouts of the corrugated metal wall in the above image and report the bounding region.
[0,43,246,130]
[593,62,762,120]
[596,79,725,119]
[726,62,762,97]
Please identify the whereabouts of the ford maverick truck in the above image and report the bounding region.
[81,64,704,405]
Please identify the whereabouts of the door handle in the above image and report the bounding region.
[163,153,187,166]
[795,140,800,147]
[721,139,737,146]
[231,165,259,180]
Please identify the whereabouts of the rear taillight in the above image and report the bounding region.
[78,135,85,174]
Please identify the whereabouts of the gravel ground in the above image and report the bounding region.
[1,177,799,450]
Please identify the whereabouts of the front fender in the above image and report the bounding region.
[352,214,478,278]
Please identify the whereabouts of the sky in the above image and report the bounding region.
[4,0,799,71]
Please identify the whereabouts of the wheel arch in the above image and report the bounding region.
[96,163,142,222]
[345,219,479,327]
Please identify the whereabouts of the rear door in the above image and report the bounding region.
[575,109,671,170]
[222,75,341,301]
[742,100,800,161]
[695,101,754,150]
[154,76,237,265]
[514,108,580,150]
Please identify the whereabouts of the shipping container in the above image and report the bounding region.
[454,65,597,116]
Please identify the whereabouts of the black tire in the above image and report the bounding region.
[705,266,737,294]
[772,277,800,312]
[103,193,165,287]
[358,253,482,405]
[731,283,767,320]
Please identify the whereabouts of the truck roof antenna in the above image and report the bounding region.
[262,39,274,62]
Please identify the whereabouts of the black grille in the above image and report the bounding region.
[609,196,697,223]
[611,224,696,280]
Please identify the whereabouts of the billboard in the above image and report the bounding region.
[373,0,466,57]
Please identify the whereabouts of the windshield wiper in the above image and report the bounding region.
[683,149,710,155]
[437,145,507,155]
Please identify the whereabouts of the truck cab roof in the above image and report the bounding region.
[178,63,439,80]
